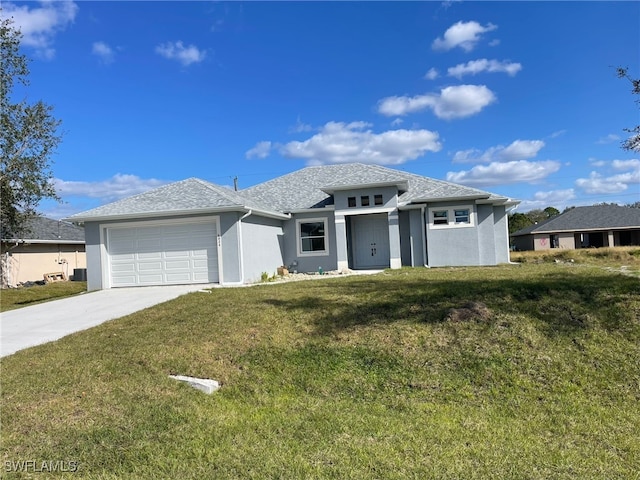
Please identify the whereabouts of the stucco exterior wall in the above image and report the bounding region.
[0,243,86,286]
[477,204,497,265]
[240,216,285,283]
[426,202,480,267]
[492,206,510,264]
[283,211,337,274]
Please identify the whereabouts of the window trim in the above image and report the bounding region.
[429,205,475,229]
[296,217,330,257]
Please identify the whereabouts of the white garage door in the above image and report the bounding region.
[107,222,219,287]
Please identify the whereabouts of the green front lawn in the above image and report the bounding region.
[0,281,87,312]
[1,262,638,479]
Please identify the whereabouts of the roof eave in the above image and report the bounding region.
[1,239,85,244]
[321,180,409,194]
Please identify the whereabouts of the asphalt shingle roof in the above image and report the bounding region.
[2,217,85,242]
[511,205,640,236]
[66,178,278,221]
[242,163,509,211]
[66,164,514,221]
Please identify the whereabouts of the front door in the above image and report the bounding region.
[351,213,390,269]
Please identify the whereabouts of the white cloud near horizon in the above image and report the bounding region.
[453,139,545,164]
[278,121,442,166]
[432,20,497,52]
[155,41,206,66]
[576,159,640,194]
[447,59,522,78]
[517,188,576,211]
[245,141,273,159]
[54,174,168,203]
[92,41,114,64]
[1,1,78,59]
[378,85,496,119]
[446,160,561,187]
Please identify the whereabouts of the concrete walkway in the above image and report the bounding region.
[1,284,214,358]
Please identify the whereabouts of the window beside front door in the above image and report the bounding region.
[297,218,329,256]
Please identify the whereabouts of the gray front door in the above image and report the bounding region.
[351,213,390,269]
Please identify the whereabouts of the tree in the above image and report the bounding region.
[543,206,560,218]
[0,16,61,238]
[617,67,640,152]
[508,212,532,235]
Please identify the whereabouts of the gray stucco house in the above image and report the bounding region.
[65,163,518,290]
[511,205,640,251]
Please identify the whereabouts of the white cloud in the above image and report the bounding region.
[549,129,567,139]
[596,133,620,144]
[1,1,78,59]
[447,59,522,78]
[575,172,629,194]
[378,85,496,120]
[245,141,273,159]
[54,174,168,203]
[92,41,114,64]
[278,121,441,166]
[576,160,640,194]
[155,41,206,66]
[517,189,576,211]
[452,139,545,164]
[432,20,497,52]
[391,118,403,127]
[446,160,561,187]
[612,159,640,171]
[289,117,313,133]
[424,68,439,80]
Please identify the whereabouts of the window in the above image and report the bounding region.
[374,194,383,205]
[360,195,370,206]
[348,197,356,208]
[454,209,470,224]
[433,210,448,225]
[297,219,329,256]
[431,206,474,228]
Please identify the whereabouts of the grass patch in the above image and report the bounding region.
[1,264,639,478]
[510,246,640,276]
[0,281,87,312]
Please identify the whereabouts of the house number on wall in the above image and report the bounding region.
[371,242,377,256]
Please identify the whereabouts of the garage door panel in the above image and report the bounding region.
[165,260,191,270]
[107,221,219,287]
[138,261,163,271]
[111,263,136,273]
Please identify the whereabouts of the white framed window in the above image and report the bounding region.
[297,218,329,256]
[430,206,474,228]
[433,210,448,225]
[454,209,470,224]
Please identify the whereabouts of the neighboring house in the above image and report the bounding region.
[1,217,86,287]
[65,163,518,291]
[510,205,640,251]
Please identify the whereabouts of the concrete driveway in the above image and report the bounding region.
[1,284,215,358]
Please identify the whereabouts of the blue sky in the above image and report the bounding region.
[3,1,639,219]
